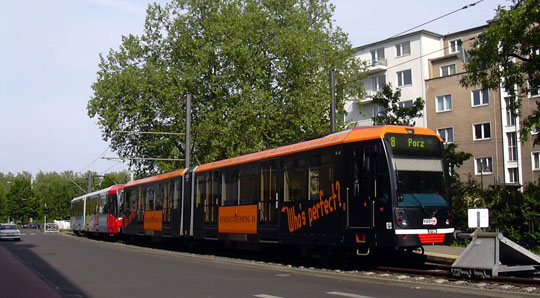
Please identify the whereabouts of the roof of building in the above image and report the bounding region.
[352,30,442,53]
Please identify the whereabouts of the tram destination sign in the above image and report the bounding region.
[385,133,442,158]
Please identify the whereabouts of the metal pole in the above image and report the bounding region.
[330,69,336,133]
[44,203,47,232]
[185,93,192,169]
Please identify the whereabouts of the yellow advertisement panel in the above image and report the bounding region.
[218,205,258,234]
[144,211,163,231]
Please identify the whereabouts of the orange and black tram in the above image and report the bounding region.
[109,126,454,255]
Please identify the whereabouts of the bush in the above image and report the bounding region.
[451,178,540,253]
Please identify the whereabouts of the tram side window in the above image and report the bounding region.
[129,189,138,213]
[123,190,130,214]
[145,186,155,211]
[196,175,205,208]
[100,193,107,214]
[173,180,180,209]
[239,168,256,205]
[109,194,117,216]
[284,158,307,202]
[353,148,371,197]
[309,153,335,200]
[207,172,220,222]
[155,183,163,211]
[222,170,238,206]
[204,174,211,222]
[137,187,144,223]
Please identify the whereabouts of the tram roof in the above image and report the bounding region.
[71,184,124,202]
[124,169,187,188]
[195,125,440,172]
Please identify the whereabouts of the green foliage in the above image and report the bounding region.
[370,83,424,126]
[0,173,15,222]
[444,143,473,178]
[88,0,367,175]
[5,172,34,223]
[451,178,540,253]
[0,171,129,222]
[460,0,540,144]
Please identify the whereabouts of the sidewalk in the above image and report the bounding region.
[0,244,61,298]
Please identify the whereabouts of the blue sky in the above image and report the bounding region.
[0,0,508,176]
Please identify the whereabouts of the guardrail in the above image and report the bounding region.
[44,223,59,233]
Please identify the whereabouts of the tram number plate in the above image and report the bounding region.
[428,229,437,234]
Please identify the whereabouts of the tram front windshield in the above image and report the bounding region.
[385,134,449,208]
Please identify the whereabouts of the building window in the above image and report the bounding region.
[475,157,493,175]
[397,69,412,87]
[532,152,540,171]
[473,123,491,140]
[371,48,384,66]
[472,89,489,106]
[529,80,539,98]
[395,41,410,57]
[437,127,454,143]
[505,97,516,126]
[508,168,518,184]
[398,100,413,108]
[449,39,462,54]
[436,94,452,112]
[372,75,386,92]
[372,105,386,118]
[507,132,518,161]
[440,64,456,77]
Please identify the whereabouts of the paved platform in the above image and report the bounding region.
[423,245,465,264]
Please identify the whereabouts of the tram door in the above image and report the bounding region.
[348,146,377,228]
[258,160,279,241]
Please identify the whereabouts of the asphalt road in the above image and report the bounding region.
[1,231,485,298]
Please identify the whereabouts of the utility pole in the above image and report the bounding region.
[87,173,91,193]
[186,93,192,169]
[329,68,336,133]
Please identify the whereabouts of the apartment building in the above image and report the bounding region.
[346,25,540,186]
[425,26,540,186]
[345,30,443,127]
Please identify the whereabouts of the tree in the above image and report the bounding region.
[5,173,34,223]
[0,173,15,222]
[444,143,473,178]
[460,0,540,144]
[370,83,424,126]
[88,0,367,175]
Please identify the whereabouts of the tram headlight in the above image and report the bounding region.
[445,219,450,225]
[402,219,408,226]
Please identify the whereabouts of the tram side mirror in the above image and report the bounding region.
[397,194,403,203]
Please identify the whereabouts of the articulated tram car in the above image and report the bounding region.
[71,185,124,235]
[73,126,454,254]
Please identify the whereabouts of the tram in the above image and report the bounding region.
[71,185,124,235]
[116,126,454,254]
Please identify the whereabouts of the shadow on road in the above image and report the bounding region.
[1,237,89,298]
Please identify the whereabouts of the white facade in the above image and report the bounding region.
[344,31,443,128]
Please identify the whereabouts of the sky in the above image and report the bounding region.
[0,0,509,176]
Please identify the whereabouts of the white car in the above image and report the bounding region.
[0,223,21,241]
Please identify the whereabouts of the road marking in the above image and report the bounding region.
[254,295,283,298]
[326,291,375,298]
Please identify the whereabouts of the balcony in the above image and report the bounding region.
[366,59,388,74]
